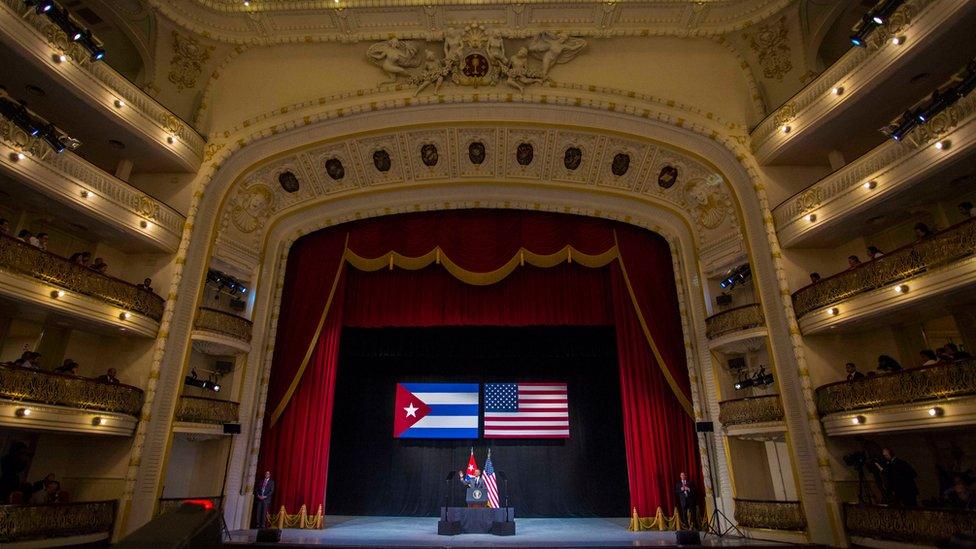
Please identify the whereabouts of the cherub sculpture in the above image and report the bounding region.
[505,48,544,93]
[528,31,586,80]
[412,50,450,96]
[367,38,420,84]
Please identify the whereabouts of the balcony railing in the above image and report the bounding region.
[733,498,806,531]
[0,233,164,320]
[815,359,976,416]
[156,495,224,517]
[844,503,976,544]
[792,217,976,318]
[705,303,765,340]
[0,364,144,416]
[175,395,239,424]
[0,500,117,543]
[718,395,784,426]
[194,307,252,343]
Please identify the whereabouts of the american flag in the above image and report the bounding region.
[483,453,499,509]
[484,383,569,438]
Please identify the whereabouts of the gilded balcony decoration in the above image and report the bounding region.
[0,234,165,320]
[792,217,976,318]
[733,498,806,531]
[844,503,976,544]
[194,307,253,343]
[815,358,976,416]
[175,395,240,424]
[705,303,765,339]
[0,364,144,416]
[0,500,117,543]
[718,395,784,426]
[156,496,223,517]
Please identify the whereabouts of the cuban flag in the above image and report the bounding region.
[394,383,479,439]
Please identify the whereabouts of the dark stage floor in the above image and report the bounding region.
[226,516,795,547]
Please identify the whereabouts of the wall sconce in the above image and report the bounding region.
[114,99,125,108]
[780,124,792,134]
[15,408,31,417]
[851,415,865,425]
[806,214,817,222]
[891,36,905,45]
[119,311,130,320]
[92,417,104,426]
[50,289,64,298]
[935,140,950,150]
[827,307,839,316]
[832,86,844,96]
[928,407,943,417]
[166,135,176,144]
[863,180,877,190]
[894,284,909,294]
[139,220,149,229]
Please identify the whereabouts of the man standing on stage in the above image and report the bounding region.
[459,468,486,508]
[254,471,275,527]
[675,472,697,528]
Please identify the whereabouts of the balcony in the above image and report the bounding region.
[816,359,976,435]
[791,217,976,333]
[705,303,766,344]
[0,364,143,435]
[0,500,117,545]
[844,503,976,545]
[719,395,784,428]
[175,395,240,426]
[156,495,224,517]
[732,498,806,532]
[1,117,185,253]
[0,233,163,335]
[191,307,252,355]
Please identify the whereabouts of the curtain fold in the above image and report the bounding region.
[256,210,701,519]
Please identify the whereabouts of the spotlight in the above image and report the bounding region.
[863,180,877,190]
[872,15,884,24]
[69,26,83,41]
[183,376,222,392]
[90,48,105,62]
[15,408,31,417]
[733,378,753,391]
[852,415,865,425]
[92,416,104,426]
[25,0,55,13]
[928,407,943,417]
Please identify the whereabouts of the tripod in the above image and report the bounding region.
[701,433,744,538]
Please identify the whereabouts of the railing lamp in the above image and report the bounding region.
[50,289,64,298]
[92,416,104,426]
[895,284,909,294]
[928,406,943,417]
[119,311,130,320]
[827,307,839,316]
[852,415,865,425]
[15,407,31,417]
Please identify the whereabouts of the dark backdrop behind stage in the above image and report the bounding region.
[326,326,630,518]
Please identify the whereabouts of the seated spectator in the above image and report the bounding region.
[29,480,62,504]
[847,255,862,269]
[809,272,821,284]
[30,473,55,496]
[54,359,79,375]
[68,251,92,266]
[34,232,48,251]
[14,351,41,369]
[914,222,934,240]
[845,362,865,382]
[866,246,884,259]
[27,233,41,247]
[16,229,31,242]
[136,277,153,291]
[919,349,939,366]
[95,368,120,384]
[937,346,956,363]
[0,218,8,234]
[90,257,108,274]
[877,354,902,374]
[960,201,975,219]
[943,477,976,509]
[946,342,971,360]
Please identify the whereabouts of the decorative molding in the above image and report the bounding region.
[169,30,216,92]
[0,398,139,436]
[0,365,144,417]
[718,394,784,426]
[821,394,976,436]
[705,303,765,340]
[844,503,976,544]
[175,395,240,424]
[0,500,117,544]
[742,16,792,81]
[193,307,252,343]
[733,498,806,531]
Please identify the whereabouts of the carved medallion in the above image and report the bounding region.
[421,144,439,167]
[325,158,345,180]
[462,53,490,78]
[229,183,274,234]
[684,177,728,229]
[744,16,792,81]
[516,143,534,166]
[468,142,486,165]
[611,153,630,176]
[373,149,392,172]
[658,165,678,189]
[278,171,300,193]
[564,147,582,170]
[168,31,215,92]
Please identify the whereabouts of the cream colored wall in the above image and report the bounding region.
[162,436,230,498]
[128,172,197,216]
[802,328,902,389]
[27,432,131,502]
[0,318,43,362]
[728,437,776,500]
[60,330,155,388]
[761,165,833,207]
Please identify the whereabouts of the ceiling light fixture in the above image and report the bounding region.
[852,415,865,425]
[928,407,943,417]
[863,180,877,190]
[15,408,31,417]
[832,86,844,95]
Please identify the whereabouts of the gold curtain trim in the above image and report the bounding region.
[268,234,349,427]
[613,230,694,417]
[344,245,619,286]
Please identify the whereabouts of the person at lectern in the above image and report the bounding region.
[254,471,275,527]
[459,468,486,508]
[675,472,697,528]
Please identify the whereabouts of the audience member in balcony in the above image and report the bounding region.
[0,218,8,234]
[16,229,31,242]
[95,367,120,384]
[876,354,902,374]
[943,476,976,509]
[914,222,934,241]
[809,272,821,284]
[54,359,79,375]
[34,232,49,251]
[13,351,41,369]
[847,255,862,269]
[29,479,63,504]
[876,448,919,507]
[866,246,884,259]
[90,257,108,274]
[946,342,971,360]
[0,442,32,502]
[68,251,91,266]
[936,346,956,364]
[959,201,975,219]
[29,473,55,497]
[919,349,939,367]
[136,277,153,292]
[845,362,865,382]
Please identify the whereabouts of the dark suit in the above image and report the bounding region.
[254,477,275,527]
[462,475,485,508]
[674,480,697,527]
[881,458,918,507]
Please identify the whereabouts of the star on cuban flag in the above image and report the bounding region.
[394,383,479,439]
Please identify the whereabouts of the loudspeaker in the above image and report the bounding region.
[256,528,281,542]
[695,421,714,433]
[676,530,701,545]
[437,520,461,535]
[115,505,220,548]
[223,423,241,434]
[727,357,746,371]
[491,521,516,536]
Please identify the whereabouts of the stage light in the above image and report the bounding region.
[733,378,753,391]
[863,180,877,190]
[872,15,884,24]
[15,408,31,417]
[852,415,865,425]
[928,407,943,417]
[69,27,82,41]
[850,36,864,47]
[90,48,105,62]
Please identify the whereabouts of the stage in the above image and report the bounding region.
[226,516,790,547]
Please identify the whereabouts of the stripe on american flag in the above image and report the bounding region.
[484,382,569,439]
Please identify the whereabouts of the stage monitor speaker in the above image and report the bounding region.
[115,504,220,548]
[437,520,461,536]
[727,357,746,371]
[223,423,241,434]
[695,421,714,433]
[491,521,516,536]
[676,530,701,545]
[256,528,282,542]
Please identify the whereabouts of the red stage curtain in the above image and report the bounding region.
[258,210,701,518]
